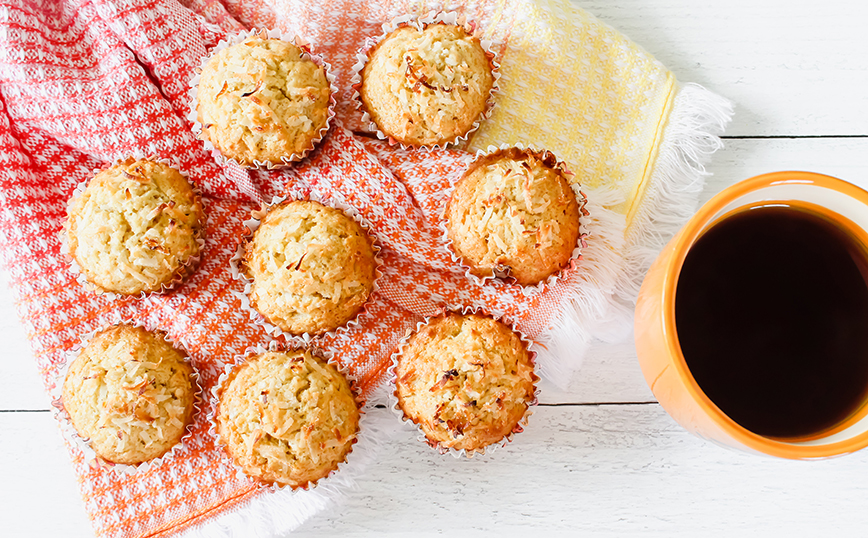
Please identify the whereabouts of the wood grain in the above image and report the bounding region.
[7,406,868,537]
[295,405,868,536]
[575,0,868,137]
[0,412,92,537]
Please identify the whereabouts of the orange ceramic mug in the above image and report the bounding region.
[634,171,868,459]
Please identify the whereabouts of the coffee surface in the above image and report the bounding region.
[676,205,868,438]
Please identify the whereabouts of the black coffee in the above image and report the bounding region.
[675,204,868,438]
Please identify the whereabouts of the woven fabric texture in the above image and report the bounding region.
[0,0,682,536]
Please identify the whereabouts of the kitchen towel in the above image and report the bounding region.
[0,0,732,536]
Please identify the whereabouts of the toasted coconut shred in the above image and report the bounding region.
[395,313,536,452]
[216,350,360,488]
[66,158,204,295]
[445,149,581,285]
[61,325,195,465]
[360,23,494,146]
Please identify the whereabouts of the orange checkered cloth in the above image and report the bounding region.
[0,0,731,536]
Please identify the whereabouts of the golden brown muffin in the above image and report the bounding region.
[66,158,205,295]
[359,23,494,147]
[395,312,536,452]
[241,200,377,336]
[444,148,582,286]
[61,324,196,465]
[216,349,360,488]
[196,36,332,167]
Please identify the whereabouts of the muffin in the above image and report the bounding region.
[61,324,197,465]
[196,35,332,167]
[394,312,536,453]
[66,158,205,295]
[215,349,360,488]
[444,148,582,286]
[359,22,495,147]
[241,200,377,336]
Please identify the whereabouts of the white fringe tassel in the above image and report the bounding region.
[535,83,734,388]
[616,83,735,304]
[179,410,399,538]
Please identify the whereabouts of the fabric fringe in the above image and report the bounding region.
[533,184,627,384]
[179,410,399,538]
[536,83,734,388]
[616,83,735,304]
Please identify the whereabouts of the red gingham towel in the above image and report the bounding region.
[0,0,732,536]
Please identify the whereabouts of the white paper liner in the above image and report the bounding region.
[207,340,366,492]
[48,319,203,475]
[387,305,540,458]
[440,143,590,296]
[187,28,338,170]
[60,152,207,299]
[229,189,384,343]
[349,11,501,151]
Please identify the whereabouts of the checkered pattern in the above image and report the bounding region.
[0,0,677,536]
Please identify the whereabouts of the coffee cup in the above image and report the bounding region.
[635,171,868,459]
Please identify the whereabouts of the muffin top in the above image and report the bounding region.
[196,36,331,167]
[444,148,582,286]
[66,158,205,295]
[359,23,494,147]
[216,349,360,488]
[242,200,377,336]
[61,324,196,465]
[395,313,536,452]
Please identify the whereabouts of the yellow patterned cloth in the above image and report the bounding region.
[469,0,676,225]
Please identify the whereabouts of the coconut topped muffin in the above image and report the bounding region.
[444,147,582,286]
[359,22,495,147]
[66,158,205,295]
[61,324,196,465]
[215,349,360,488]
[241,200,377,336]
[196,35,332,167]
[395,312,536,453]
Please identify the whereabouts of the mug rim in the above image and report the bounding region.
[662,170,868,459]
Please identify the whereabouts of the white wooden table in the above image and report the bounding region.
[3,0,868,535]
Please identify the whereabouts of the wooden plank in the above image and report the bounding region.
[705,137,868,203]
[7,406,868,537]
[0,411,92,537]
[298,404,868,536]
[0,271,48,411]
[576,0,868,136]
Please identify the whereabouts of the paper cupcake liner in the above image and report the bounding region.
[207,340,366,492]
[49,319,203,475]
[349,11,501,151]
[440,144,590,296]
[187,28,338,170]
[229,188,384,343]
[60,152,207,299]
[387,305,540,458]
